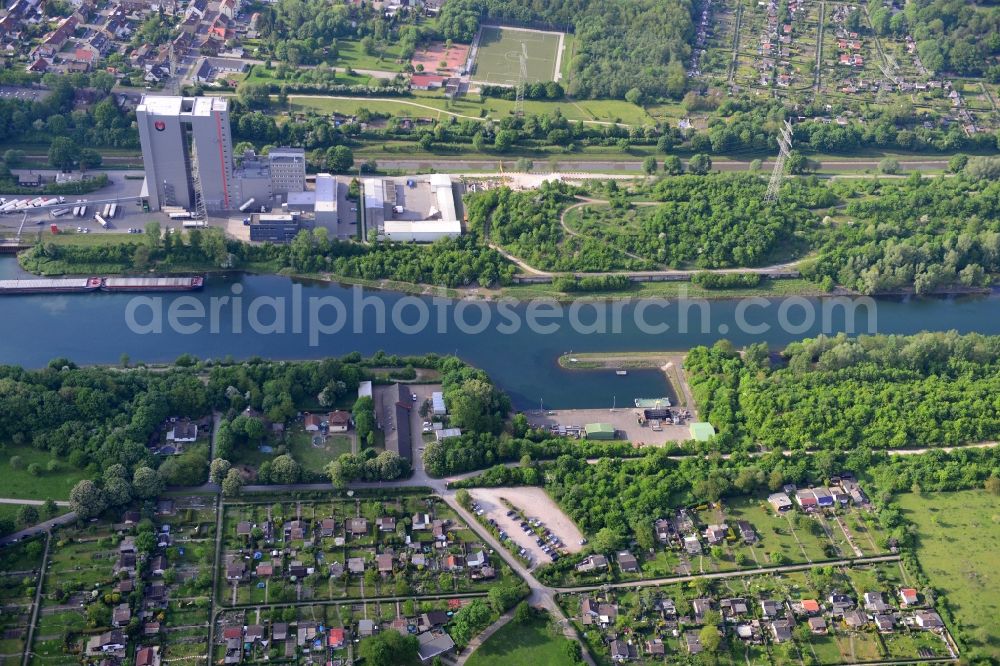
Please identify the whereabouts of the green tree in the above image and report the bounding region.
[16,504,39,527]
[69,480,106,520]
[357,631,419,666]
[222,468,244,496]
[325,145,354,173]
[699,625,721,652]
[48,137,78,170]
[132,466,165,499]
[209,458,232,484]
[688,153,712,175]
[642,156,658,175]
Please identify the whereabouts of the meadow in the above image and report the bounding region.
[897,489,1000,661]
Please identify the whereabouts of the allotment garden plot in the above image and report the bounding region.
[560,562,953,666]
[219,496,516,606]
[472,26,563,85]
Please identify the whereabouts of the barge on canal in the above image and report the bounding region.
[0,276,204,295]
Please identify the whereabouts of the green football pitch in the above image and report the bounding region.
[472,26,563,85]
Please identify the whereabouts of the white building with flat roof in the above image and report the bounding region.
[314,173,338,226]
[370,174,462,243]
[137,95,233,212]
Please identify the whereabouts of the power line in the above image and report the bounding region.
[764,118,794,204]
[514,42,528,117]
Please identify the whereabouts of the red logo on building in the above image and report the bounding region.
[154,120,166,131]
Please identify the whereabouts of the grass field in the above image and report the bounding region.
[0,445,88,500]
[473,26,562,85]
[898,490,1000,660]
[466,614,576,666]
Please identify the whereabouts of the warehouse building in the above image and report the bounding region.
[363,174,462,243]
[584,423,617,440]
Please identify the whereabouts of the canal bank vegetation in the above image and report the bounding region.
[687,331,1000,451]
[19,223,516,289]
[0,351,509,534]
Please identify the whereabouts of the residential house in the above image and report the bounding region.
[915,611,944,630]
[272,623,288,642]
[771,620,793,642]
[863,592,889,612]
[654,518,672,544]
[617,551,639,573]
[327,627,345,648]
[412,513,431,530]
[376,553,393,574]
[136,646,160,666]
[768,493,793,512]
[318,518,336,537]
[167,419,198,442]
[87,630,126,654]
[236,521,252,538]
[800,599,820,615]
[874,614,894,632]
[226,559,246,581]
[721,598,749,618]
[255,563,273,577]
[417,631,456,663]
[576,554,609,573]
[692,598,712,623]
[597,604,618,625]
[347,557,365,574]
[284,519,308,541]
[328,410,351,432]
[808,617,827,634]
[704,524,728,545]
[796,489,818,509]
[761,600,781,619]
[645,639,666,657]
[112,603,131,627]
[348,518,368,535]
[683,534,702,555]
[420,611,449,631]
[610,640,637,662]
[304,413,322,431]
[466,551,487,568]
[684,631,702,654]
[899,588,919,607]
[829,593,854,611]
[844,609,867,629]
[243,625,263,643]
[149,555,167,576]
[357,619,376,637]
[444,554,465,571]
[376,516,396,532]
[735,520,757,544]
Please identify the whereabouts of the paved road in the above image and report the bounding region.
[365,158,951,173]
[21,532,50,666]
[0,512,77,547]
[0,498,69,506]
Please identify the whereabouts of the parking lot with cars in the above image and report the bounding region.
[469,487,586,569]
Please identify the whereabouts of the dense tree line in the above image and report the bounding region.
[867,0,1000,77]
[800,174,1000,294]
[0,73,133,150]
[686,332,1000,451]
[438,0,693,100]
[22,223,515,290]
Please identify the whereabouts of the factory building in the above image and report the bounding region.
[137,95,234,212]
[363,174,462,243]
[267,148,307,195]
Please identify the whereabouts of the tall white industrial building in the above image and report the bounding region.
[136,96,234,212]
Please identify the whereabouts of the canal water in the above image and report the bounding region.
[1,259,998,409]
